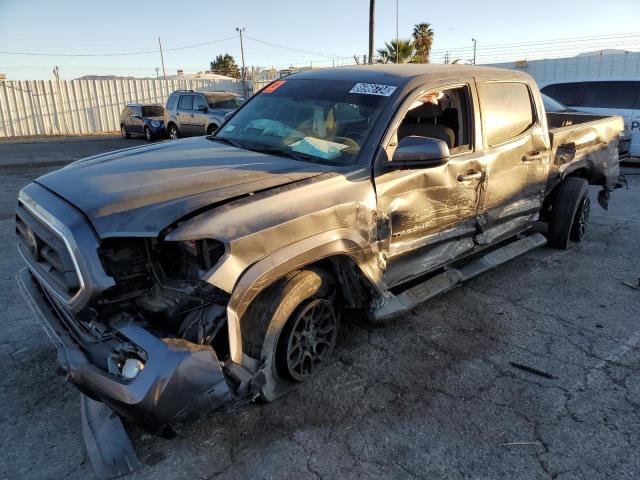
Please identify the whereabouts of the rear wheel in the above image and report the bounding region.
[207,124,218,135]
[168,124,179,140]
[547,177,590,249]
[120,124,130,139]
[242,268,338,400]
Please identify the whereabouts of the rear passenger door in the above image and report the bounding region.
[131,106,144,135]
[192,95,209,135]
[177,94,195,136]
[476,81,550,244]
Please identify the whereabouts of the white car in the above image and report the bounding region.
[540,79,640,159]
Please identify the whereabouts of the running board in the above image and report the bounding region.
[373,233,547,321]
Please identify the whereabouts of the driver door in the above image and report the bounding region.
[374,81,485,288]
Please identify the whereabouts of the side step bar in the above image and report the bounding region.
[373,233,547,321]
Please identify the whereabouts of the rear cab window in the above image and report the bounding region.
[479,82,536,147]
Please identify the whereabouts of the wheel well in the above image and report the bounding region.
[207,123,219,134]
[167,122,177,130]
[298,255,375,310]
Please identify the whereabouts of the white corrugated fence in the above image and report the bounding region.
[0,78,250,137]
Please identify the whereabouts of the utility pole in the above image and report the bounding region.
[155,67,159,79]
[158,37,166,79]
[472,38,477,65]
[368,0,375,64]
[396,0,399,63]
[236,27,246,96]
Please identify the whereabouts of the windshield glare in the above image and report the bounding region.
[542,93,568,112]
[215,79,394,165]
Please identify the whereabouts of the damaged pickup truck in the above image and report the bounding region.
[17,65,623,459]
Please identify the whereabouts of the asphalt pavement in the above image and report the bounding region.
[1,136,639,479]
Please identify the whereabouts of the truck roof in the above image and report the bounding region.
[289,64,533,86]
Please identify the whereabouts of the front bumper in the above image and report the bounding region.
[18,267,232,437]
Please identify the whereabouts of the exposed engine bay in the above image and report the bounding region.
[97,237,229,354]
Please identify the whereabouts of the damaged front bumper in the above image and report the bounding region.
[18,267,232,437]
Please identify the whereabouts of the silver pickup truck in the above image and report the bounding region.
[16,65,622,472]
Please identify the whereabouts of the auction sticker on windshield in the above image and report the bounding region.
[263,80,286,94]
[349,83,397,96]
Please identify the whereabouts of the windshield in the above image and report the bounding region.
[215,79,396,165]
[142,106,164,117]
[205,94,245,109]
[542,93,569,112]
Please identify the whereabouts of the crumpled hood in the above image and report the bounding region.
[37,137,330,237]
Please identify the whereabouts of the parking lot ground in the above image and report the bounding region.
[1,137,639,479]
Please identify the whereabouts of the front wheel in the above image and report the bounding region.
[207,124,218,135]
[168,124,179,140]
[120,124,130,139]
[144,126,153,141]
[242,268,338,401]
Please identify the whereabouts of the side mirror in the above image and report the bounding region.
[391,136,450,168]
[197,105,207,112]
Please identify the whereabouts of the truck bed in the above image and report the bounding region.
[546,112,624,193]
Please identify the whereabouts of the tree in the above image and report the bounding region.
[209,54,240,79]
[376,39,414,64]
[412,23,434,63]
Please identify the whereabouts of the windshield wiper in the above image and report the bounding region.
[209,136,244,149]
[243,144,319,163]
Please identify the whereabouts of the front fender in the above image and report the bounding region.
[221,229,383,364]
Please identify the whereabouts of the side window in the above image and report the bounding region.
[580,81,640,109]
[166,94,178,110]
[178,95,194,110]
[479,82,535,147]
[394,85,473,153]
[194,95,207,111]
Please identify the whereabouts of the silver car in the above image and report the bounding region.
[164,90,245,139]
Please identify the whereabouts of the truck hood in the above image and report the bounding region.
[36,137,331,237]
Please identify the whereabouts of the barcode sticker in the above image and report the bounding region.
[349,83,397,96]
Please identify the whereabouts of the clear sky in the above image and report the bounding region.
[1,0,639,79]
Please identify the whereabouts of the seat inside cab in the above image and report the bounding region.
[396,86,471,153]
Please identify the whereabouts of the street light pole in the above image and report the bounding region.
[395,0,399,63]
[368,0,375,64]
[236,27,247,97]
[472,38,477,65]
[158,37,166,79]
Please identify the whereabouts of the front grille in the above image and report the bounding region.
[16,202,81,298]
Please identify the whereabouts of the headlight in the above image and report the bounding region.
[150,120,161,128]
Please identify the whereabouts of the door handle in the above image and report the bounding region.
[189,113,195,117]
[457,171,483,182]
[522,151,545,162]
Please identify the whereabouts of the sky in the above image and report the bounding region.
[1,0,639,79]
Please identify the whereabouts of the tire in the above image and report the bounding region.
[207,124,218,135]
[242,268,338,401]
[144,126,153,141]
[547,177,590,249]
[120,124,130,139]
[168,124,180,140]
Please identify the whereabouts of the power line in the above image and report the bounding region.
[244,35,338,58]
[0,36,236,57]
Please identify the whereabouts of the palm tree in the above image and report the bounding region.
[376,39,414,64]
[412,23,434,63]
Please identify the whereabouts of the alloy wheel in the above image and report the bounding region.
[283,298,337,381]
